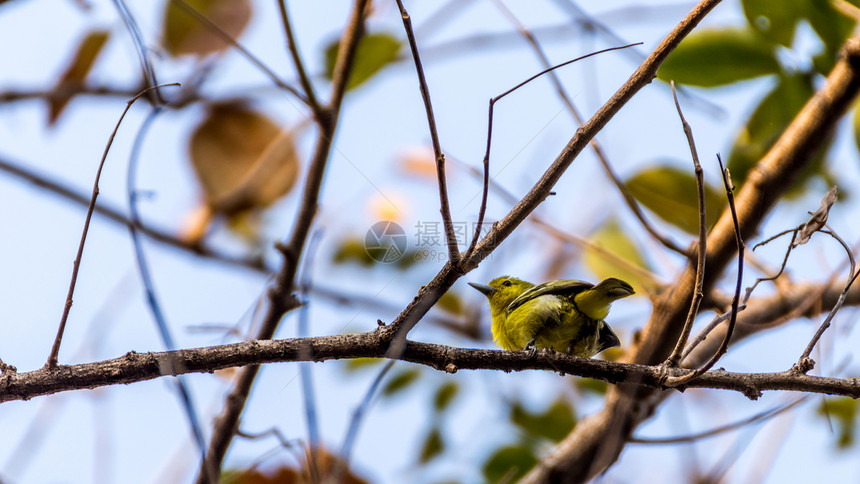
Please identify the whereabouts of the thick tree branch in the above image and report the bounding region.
[3,331,860,405]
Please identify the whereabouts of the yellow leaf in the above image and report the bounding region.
[162,0,251,57]
[49,30,110,125]
[584,218,659,294]
[398,146,438,179]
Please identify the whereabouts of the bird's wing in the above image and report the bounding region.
[506,279,593,314]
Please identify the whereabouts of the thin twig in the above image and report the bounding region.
[665,81,706,367]
[276,0,323,117]
[395,0,461,266]
[451,155,663,289]
[664,154,743,387]
[384,0,723,358]
[297,230,324,482]
[530,34,860,482]
[198,2,370,481]
[795,225,859,371]
[47,83,178,369]
[493,0,689,257]
[0,155,269,272]
[337,360,396,480]
[126,108,212,483]
[630,396,806,444]
[465,42,642,261]
[170,0,308,105]
[112,0,163,104]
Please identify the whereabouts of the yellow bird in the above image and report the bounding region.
[469,277,633,357]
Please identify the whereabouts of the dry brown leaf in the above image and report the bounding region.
[49,29,110,125]
[162,0,251,57]
[185,102,299,242]
[190,102,299,213]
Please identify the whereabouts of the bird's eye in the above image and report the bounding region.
[502,280,512,287]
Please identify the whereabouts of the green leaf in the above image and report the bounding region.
[583,217,658,294]
[419,427,445,464]
[727,72,829,194]
[483,445,538,483]
[625,165,725,234]
[805,0,855,74]
[381,368,421,396]
[324,33,402,90]
[742,0,803,46]
[510,398,576,443]
[657,28,780,87]
[332,237,376,266]
[436,291,465,315]
[433,382,459,413]
[342,357,384,373]
[575,378,608,396]
[817,397,859,449]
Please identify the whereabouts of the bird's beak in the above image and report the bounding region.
[468,282,496,296]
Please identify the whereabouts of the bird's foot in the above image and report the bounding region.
[524,339,538,358]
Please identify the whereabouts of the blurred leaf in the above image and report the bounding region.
[626,165,725,234]
[510,397,576,443]
[437,291,464,315]
[222,447,369,483]
[817,397,858,449]
[49,29,109,125]
[222,467,299,484]
[805,0,855,74]
[601,346,625,363]
[483,445,538,483]
[399,146,438,179]
[419,427,445,464]
[333,237,376,266]
[583,217,658,294]
[342,357,383,373]
[162,0,251,57]
[381,367,421,396]
[728,72,829,194]
[657,28,779,87]
[575,378,608,396]
[433,381,459,412]
[395,249,423,269]
[853,101,860,156]
[189,102,299,217]
[742,0,802,46]
[324,32,401,90]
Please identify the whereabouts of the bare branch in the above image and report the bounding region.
[170,0,309,105]
[6,333,860,405]
[276,0,322,112]
[664,155,743,386]
[664,81,707,367]
[493,0,689,257]
[395,0,461,265]
[630,396,806,444]
[199,1,371,480]
[794,223,858,372]
[384,0,722,362]
[47,83,179,369]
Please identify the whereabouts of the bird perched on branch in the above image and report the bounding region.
[468,277,634,357]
